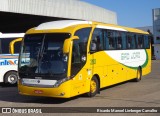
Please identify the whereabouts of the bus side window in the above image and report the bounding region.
[127,33,136,49]
[107,30,115,50]
[105,30,126,50]
[144,35,150,49]
[126,37,131,49]
[136,35,144,49]
[116,31,122,49]
[1,38,14,54]
[121,32,127,49]
[104,30,109,50]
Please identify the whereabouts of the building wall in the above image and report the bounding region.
[153,8,160,59]
[0,0,117,24]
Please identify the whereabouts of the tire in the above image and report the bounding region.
[134,67,142,82]
[86,76,99,97]
[4,71,18,85]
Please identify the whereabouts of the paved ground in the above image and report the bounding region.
[0,60,160,116]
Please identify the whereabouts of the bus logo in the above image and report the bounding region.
[2,108,11,113]
[0,60,18,66]
[37,80,40,83]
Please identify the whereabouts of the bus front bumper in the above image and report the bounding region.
[18,80,71,98]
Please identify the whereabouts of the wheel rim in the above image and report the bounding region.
[91,80,97,93]
[137,70,140,79]
[8,75,17,84]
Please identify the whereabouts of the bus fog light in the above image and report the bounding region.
[60,92,65,96]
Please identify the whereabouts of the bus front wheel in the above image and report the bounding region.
[4,71,18,85]
[86,76,99,97]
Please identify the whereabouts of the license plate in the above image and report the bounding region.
[34,90,43,94]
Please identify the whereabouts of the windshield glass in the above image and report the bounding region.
[19,33,70,80]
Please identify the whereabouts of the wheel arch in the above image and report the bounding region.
[139,65,142,71]
[138,65,142,75]
[92,74,100,93]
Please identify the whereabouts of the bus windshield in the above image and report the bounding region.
[19,33,70,80]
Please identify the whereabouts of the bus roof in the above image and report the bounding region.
[94,22,149,34]
[0,33,25,38]
[35,20,92,30]
[29,20,149,35]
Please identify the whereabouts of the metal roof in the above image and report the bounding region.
[0,0,117,24]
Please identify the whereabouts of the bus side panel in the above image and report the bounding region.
[0,68,6,82]
[142,49,151,76]
[91,51,127,88]
[0,66,18,82]
[126,67,137,80]
[104,49,151,81]
[91,51,109,88]
[142,60,151,76]
[126,49,151,79]
[116,64,127,83]
[70,67,91,97]
[0,57,18,82]
[104,63,127,87]
[91,48,151,89]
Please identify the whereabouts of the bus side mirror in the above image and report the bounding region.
[9,38,22,54]
[63,36,79,53]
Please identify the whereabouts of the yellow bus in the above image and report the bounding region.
[18,20,151,98]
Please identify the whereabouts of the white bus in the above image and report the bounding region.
[0,33,24,85]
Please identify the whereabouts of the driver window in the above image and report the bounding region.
[90,28,103,52]
[71,28,91,76]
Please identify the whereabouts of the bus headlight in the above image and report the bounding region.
[54,78,69,87]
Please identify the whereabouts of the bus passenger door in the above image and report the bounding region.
[70,28,92,96]
[89,28,107,88]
